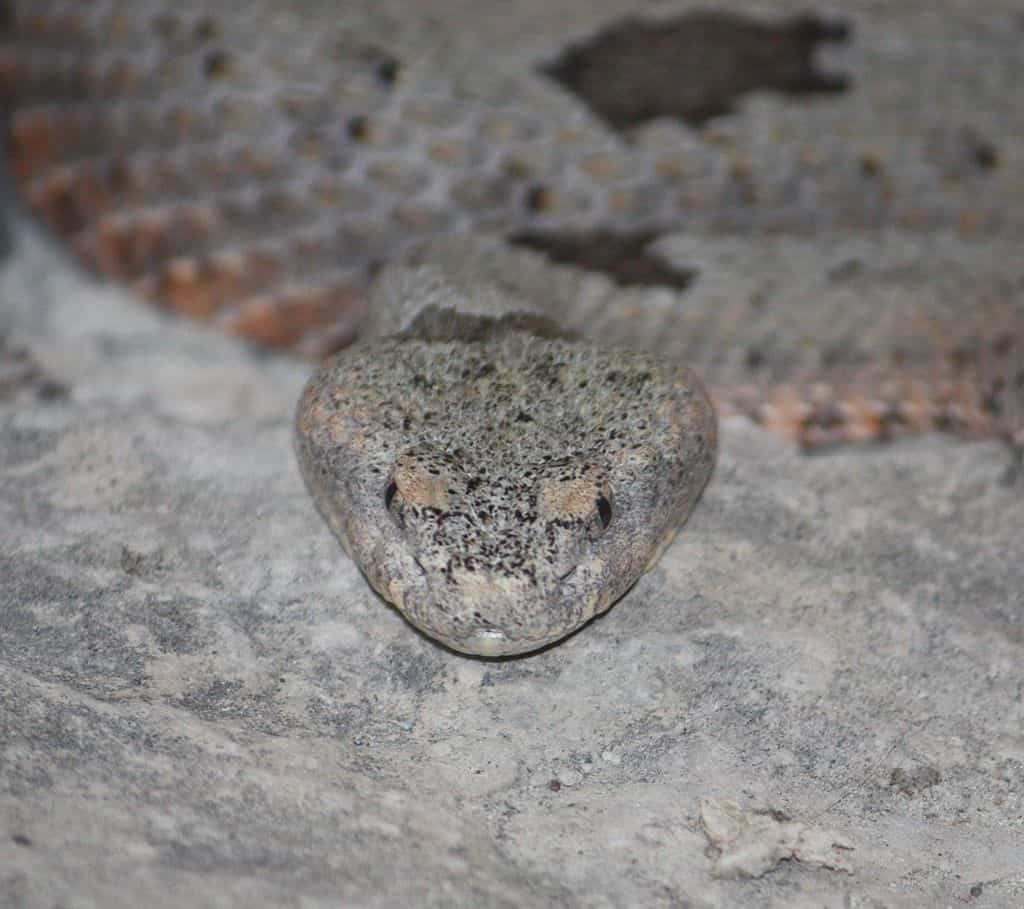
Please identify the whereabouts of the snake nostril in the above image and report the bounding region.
[560,566,577,582]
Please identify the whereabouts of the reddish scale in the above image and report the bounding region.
[2,1,1022,448]
[1,0,374,352]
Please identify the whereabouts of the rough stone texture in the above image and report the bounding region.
[2,1,1024,907]
[3,211,1023,908]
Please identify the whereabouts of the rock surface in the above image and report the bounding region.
[3,209,1022,908]
[2,0,1023,906]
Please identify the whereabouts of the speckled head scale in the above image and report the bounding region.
[295,267,717,656]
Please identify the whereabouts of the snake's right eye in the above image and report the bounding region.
[384,481,398,509]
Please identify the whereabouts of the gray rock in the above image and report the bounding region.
[2,209,1022,907]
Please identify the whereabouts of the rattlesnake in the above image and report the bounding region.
[3,1,1022,653]
[295,267,715,654]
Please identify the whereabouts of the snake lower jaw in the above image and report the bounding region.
[446,629,539,658]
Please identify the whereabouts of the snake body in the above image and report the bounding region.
[3,1,1022,651]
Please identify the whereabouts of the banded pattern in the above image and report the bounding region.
[2,0,1022,449]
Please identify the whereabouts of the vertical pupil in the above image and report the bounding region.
[596,495,612,528]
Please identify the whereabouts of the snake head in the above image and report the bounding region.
[295,330,716,656]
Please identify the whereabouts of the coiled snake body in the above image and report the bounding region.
[3,1,1021,652]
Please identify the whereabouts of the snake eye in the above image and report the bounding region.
[384,481,398,509]
[596,494,612,529]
